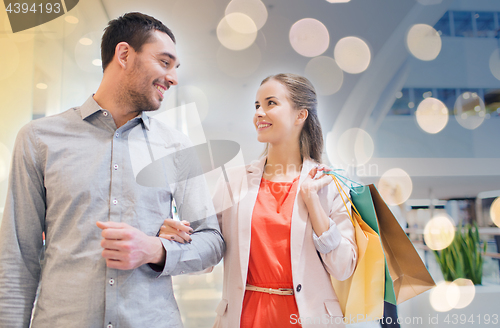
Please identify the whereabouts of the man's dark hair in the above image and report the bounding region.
[100,12,176,71]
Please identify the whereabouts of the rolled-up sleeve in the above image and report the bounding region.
[317,181,358,281]
[312,219,342,254]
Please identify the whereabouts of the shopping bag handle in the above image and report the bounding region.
[324,170,364,195]
[327,174,362,226]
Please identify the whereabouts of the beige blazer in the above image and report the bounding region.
[212,157,357,328]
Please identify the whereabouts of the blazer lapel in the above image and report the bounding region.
[290,158,317,278]
[236,157,266,287]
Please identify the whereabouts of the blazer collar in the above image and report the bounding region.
[290,157,317,278]
[247,156,266,174]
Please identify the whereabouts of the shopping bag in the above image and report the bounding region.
[350,184,397,305]
[368,184,435,304]
[329,176,385,322]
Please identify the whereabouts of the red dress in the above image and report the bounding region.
[240,176,302,328]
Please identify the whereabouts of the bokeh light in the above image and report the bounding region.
[65,15,79,24]
[415,97,449,134]
[217,13,257,51]
[36,83,48,90]
[225,0,268,30]
[451,278,476,309]
[430,281,459,312]
[216,43,261,78]
[454,92,485,130]
[289,18,329,57]
[74,32,102,73]
[488,49,500,81]
[378,168,413,206]
[490,197,500,227]
[424,215,455,251]
[304,56,343,95]
[0,39,20,81]
[333,36,371,74]
[79,38,93,46]
[92,59,102,67]
[336,128,374,166]
[0,143,11,183]
[406,24,442,61]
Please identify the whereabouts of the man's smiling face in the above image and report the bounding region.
[124,30,180,112]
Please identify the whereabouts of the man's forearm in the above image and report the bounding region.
[158,228,224,276]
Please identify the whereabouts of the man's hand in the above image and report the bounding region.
[159,219,193,244]
[96,221,165,270]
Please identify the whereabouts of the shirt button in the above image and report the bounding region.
[296,284,302,292]
[115,132,119,138]
[112,199,118,205]
[109,278,115,286]
[113,164,119,170]
[103,111,108,117]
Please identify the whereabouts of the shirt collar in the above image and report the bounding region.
[140,111,150,130]
[79,95,150,130]
[79,95,102,120]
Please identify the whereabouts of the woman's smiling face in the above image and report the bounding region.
[254,79,304,145]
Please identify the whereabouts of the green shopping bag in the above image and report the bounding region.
[351,185,397,305]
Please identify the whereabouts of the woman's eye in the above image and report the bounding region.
[255,104,260,110]
[268,100,276,106]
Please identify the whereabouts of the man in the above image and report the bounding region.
[0,12,224,327]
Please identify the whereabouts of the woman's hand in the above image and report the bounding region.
[300,164,333,237]
[300,164,333,203]
[159,219,193,244]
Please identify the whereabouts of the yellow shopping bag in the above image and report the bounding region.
[329,176,385,323]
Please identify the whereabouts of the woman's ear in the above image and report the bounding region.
[296,108,309,125]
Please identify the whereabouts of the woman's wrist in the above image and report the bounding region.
[301,189,319,207]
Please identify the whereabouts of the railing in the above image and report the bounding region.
[406,227,500,259]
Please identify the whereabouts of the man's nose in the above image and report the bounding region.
[167,68,178,87]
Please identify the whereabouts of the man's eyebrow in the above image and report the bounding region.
[159,52,181,68]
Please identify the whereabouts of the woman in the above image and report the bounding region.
[161,73,357,328]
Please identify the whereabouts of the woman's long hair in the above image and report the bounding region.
[260,73,323,163]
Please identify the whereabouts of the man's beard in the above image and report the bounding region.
[124,57,162,113]
[128,87,159,112]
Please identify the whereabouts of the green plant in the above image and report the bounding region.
[433,222,487,285]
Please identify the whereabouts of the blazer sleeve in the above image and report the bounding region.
[315,182,358,281]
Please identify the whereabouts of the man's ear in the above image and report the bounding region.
[296,108,309,125]
[115,42,132,69]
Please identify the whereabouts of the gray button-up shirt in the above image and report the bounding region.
[0,95,224,328]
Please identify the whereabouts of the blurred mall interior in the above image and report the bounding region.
[1,0,500,327]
